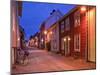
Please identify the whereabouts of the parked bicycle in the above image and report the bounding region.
[23,50,30,65]
[17,48,30,65]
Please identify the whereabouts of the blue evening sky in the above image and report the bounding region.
[19,1,75,40]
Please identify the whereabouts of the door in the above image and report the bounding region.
[61,38,65,55]
[65,36,70,56]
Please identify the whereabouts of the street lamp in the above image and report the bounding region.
[44,30,47,35]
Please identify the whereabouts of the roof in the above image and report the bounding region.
[44,9,63,30]
[46,6,78,31]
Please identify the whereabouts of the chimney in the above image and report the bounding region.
[52,9,56,13]
[50,9,56,15]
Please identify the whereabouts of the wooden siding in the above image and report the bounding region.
[59,8,87,59]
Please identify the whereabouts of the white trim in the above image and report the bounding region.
[65,36,70,56]
[74,34,80,52]
[61,38,64,50]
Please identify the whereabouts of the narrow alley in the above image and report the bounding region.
[12,49,95,74]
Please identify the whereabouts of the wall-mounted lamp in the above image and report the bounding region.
[81,6,86,12]
[68,37,71,41]
[64,38,66,42]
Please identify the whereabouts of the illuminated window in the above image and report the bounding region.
[61,38,64,51]
[74,10,80,27]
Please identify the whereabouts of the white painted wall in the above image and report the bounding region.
[51,23,59,52]
[11,1,20,64]
[88,7,96,62]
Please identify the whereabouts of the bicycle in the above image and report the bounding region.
[17,49,30,65]
[22,50,30,65]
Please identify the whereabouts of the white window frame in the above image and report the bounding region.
[74,34,80,52]
[74,10,80,27]
[54,39,57,49]
[61,38,64,50]
[65,17,70,30]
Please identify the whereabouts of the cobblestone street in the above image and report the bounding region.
[12,49,96,74]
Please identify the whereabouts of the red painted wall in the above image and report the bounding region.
[80,12,87,58]
[59,8,87,59]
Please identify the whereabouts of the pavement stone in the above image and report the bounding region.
[12,49,96,74]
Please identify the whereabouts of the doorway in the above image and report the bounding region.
[64,36,70,56]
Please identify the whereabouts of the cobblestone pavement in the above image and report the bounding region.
[12,49,96,74]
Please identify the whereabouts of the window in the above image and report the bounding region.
[65,17,70,30]
[52,29,55,39]
[61,21,64,33]
[54,27,56,36]
[74,10,80,27]
[61,38,64,50]
[53,40,57,49]
[74,34,80,52]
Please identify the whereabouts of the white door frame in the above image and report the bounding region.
[64,36,70,56]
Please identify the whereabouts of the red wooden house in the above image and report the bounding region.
[59,5,96,62]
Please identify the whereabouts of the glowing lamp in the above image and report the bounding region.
[18,38,20,41]
[41,39,44,42]
[68,37,71,41]
[44,30,47,35]
[64,38,66,42]
[81,6,86,12]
